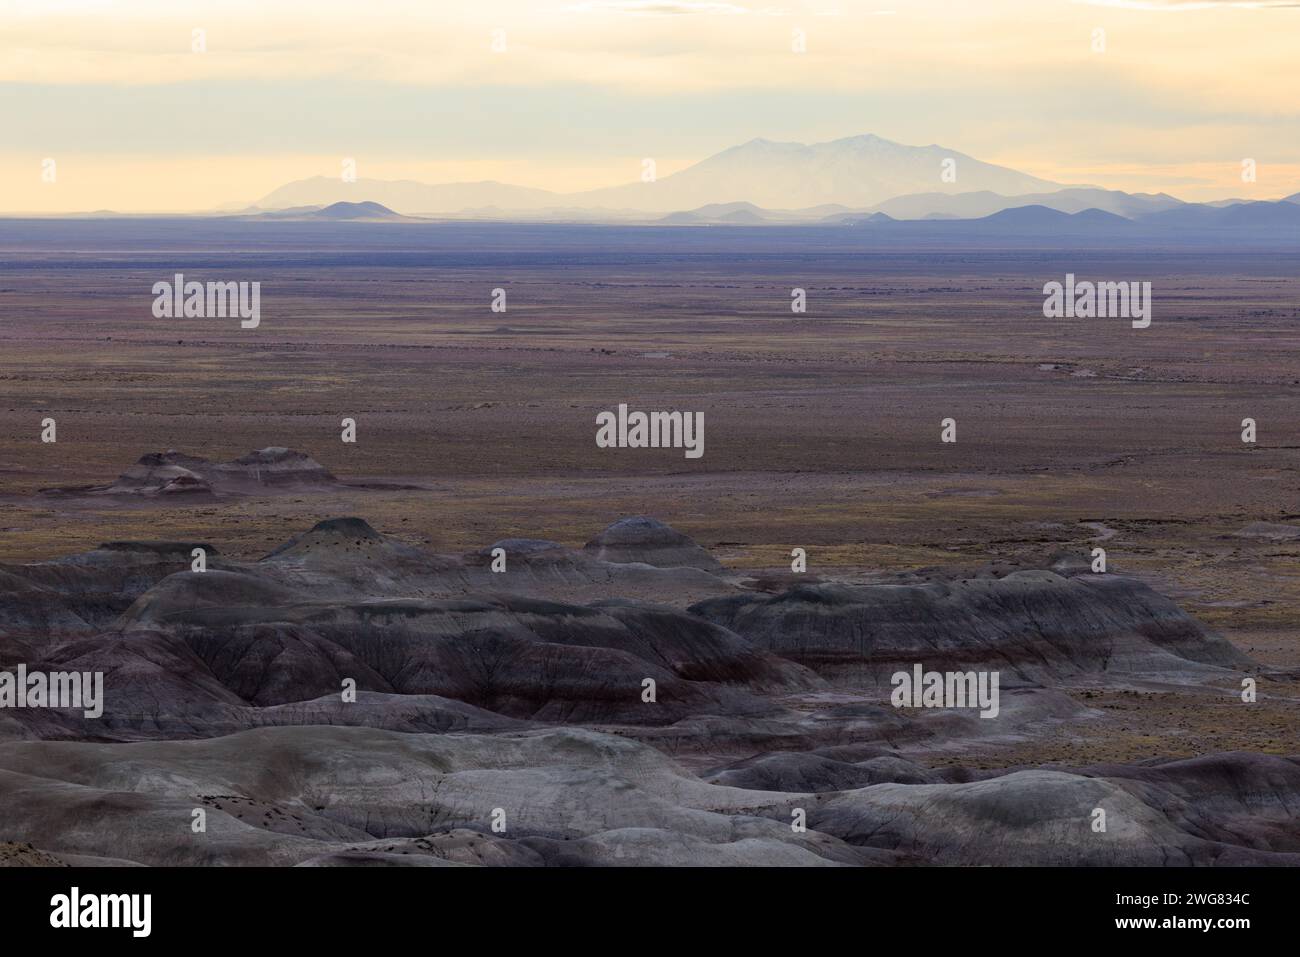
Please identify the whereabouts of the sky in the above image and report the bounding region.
[1,0,1297,211]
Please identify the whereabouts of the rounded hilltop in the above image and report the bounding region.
[583,516,722,572]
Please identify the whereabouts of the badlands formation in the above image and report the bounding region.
[0,471,1295,866]
[2,452,1300,863]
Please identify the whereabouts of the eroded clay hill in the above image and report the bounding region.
[0,515,1263,742]
[1,513,1293,867]
[40,447,339,499]
[0,728,1295,867]
[691,573,1252,686]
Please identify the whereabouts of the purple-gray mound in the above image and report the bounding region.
[690,572,1253,686]
[0,513,1292,867]
[584,516,723,572]
[40,447,337,498]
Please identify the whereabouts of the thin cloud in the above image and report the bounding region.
[1074,1,1299,9]
[563,1,753,14]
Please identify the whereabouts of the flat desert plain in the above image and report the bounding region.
[1,220,1297,788]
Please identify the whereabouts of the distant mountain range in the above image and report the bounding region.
[250,134,1064,216]
[235,200,417,223]
[232,134,1299,233]
[573,135,1063,212]
[842,200,1300,233]
[228,197,1300,240]
[853,187,1185,221]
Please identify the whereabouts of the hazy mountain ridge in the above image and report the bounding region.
[252,134,1065,216]
[236,201,416,223]
[643,197,1300,235]
[244,132,1299,230]
[235,193,1300,231]
[255,179,559,215]
[849,187,1184,222]
[568,134,1063,212]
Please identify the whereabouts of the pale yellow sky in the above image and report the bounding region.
[2,0,1297,211]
